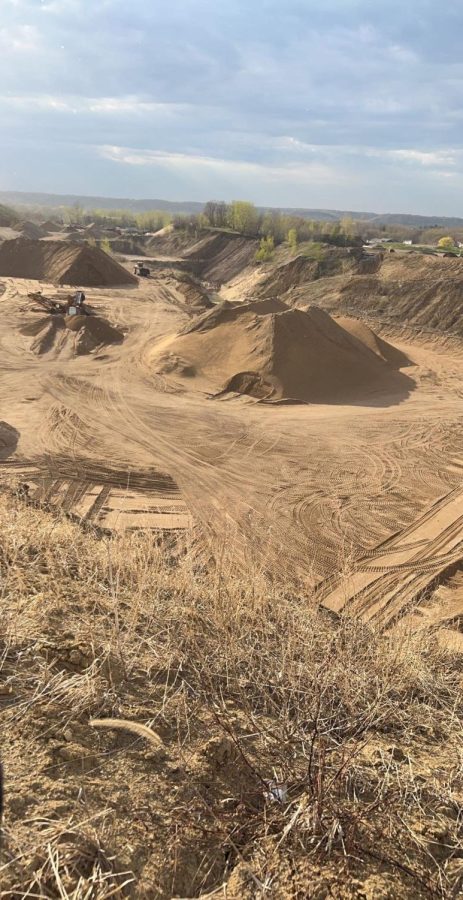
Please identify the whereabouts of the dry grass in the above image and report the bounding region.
[1,490,463,898]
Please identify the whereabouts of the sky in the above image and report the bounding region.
[1,0,463,214]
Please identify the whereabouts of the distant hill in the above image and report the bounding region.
[0,191,204,216]
[1,190,462,228]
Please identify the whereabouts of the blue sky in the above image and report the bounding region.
[1,0,463,213]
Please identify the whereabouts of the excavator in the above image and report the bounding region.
[28,290,89,316]
[133,261,151,277]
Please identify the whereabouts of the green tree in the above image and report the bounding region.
[340,216,355,240]
[287,228,298,254]
[438,236,455,250]
[255,235,275,262]
[228,200,260,236]
[204,201,229,228]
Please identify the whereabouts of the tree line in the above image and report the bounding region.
[173,200,364,259]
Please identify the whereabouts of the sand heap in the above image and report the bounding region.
[0,238,137,286]
[20,314,124,357]
[152,299,411,402]
[19,221,46,239]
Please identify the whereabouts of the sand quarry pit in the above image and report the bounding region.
[151,298,413,402]
[2,252,463,608]
[4,252,463,896]
[0,237,137,286]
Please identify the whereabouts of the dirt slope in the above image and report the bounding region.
[257,248,361,301]
[183,232,259,284]
[0,238,137,286]
[334,316,411,367]
[151,299,411,402]
[174,272,214,310]
[338,254,463,334]
[145,228,198,256]
[290,253,463,336]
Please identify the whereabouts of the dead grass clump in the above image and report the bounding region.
[2,817,134,898]
[1,493,463,897]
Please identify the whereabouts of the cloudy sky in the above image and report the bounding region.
[1,0,463,213]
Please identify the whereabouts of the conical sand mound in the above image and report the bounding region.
[151,300,412,403]
[0,238,137,286]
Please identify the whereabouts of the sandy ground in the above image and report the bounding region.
[2,273,463,624]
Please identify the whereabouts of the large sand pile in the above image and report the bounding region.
[151,299,411,402]
[0,238,137,286]
[20,313,124,357]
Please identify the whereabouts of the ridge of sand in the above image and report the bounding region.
[151,300,412,402]
[333,316,411,368]
[0,238,137,286]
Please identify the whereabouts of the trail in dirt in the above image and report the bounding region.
[320,484,463,625]
[3,273,463,589]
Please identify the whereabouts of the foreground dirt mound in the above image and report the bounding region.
[21,314,124,356]
[152,299,411,402]
[0,238,137,286]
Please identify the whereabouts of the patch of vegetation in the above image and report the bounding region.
[255,234,275,262]
[298,241,327,260]
[2,492,463,897]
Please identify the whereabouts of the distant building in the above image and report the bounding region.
[403,240,413,246]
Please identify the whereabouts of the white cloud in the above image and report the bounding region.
[98,144,344,185]
[0,24,40,52]
[0,93,186,116]
[387,148,458,167]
